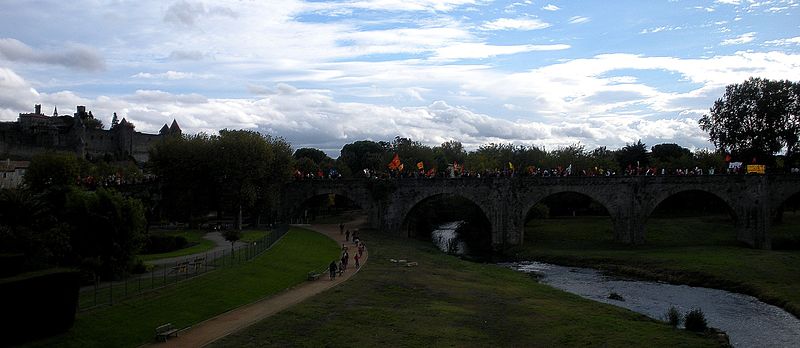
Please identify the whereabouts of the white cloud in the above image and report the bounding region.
[132,71,213,80]
[568,16,590,24]
[764,36,800,46]
[542,4,560,11]
[164,0,238,27]
[721,32,756,45]
[434,43,569,59]
[480,18,551,31]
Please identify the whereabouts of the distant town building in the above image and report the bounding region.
[0,159,29,189]
[0,105,181,163]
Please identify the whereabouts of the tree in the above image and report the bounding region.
[651,143,693,170]
[339,140,387,176]
[699,77,800,165]
[615,140,649,169]
[222,229,241,255]
[25,152,81,191]
[293,148,330,164]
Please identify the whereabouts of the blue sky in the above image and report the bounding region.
[1,0,799,155]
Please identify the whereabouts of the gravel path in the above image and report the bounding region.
[146,220,368,347]
[146,232,246,267]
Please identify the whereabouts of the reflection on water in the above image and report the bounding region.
[506,261,800,348]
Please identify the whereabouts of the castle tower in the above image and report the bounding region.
[53,106,58,117]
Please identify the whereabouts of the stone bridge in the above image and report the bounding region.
[281,175,800,250]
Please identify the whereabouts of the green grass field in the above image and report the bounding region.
[26,227,339,348]
[511,212,800,318]
[211,230,721,348]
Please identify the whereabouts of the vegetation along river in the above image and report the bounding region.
[430,223,800,348]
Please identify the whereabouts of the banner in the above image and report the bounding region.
[388,154,400,170]
[728,162,743,170]
[746,164,765,174]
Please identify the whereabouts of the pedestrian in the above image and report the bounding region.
[345,229,350,241]
[358,242,365,257]
[341,252,349,270]
[329,260,337,280]
[354,253,361,269]
[339,223,344,235]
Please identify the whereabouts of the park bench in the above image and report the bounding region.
[169,261,189,274]
[155,323,178,341]
[307,265,329,280]
[190,256,205,270]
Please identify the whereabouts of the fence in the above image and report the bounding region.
[78,225,289,311]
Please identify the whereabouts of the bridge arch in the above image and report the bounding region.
[281,181,376,224]
[518,188,622,244]
[395,191,496,251]
[641,187,738,222]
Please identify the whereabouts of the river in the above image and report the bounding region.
[430,224,800,348]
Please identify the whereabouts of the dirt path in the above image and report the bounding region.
[147,220,368,348]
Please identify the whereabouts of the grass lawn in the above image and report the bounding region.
[241,229,269,243]
[138,230,215,262]
[511,212,800,318]
[26,227,339,348]
[212,229,720,348]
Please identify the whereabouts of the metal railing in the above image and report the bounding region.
[78,225,289,311]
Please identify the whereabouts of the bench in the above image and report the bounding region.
[169,261,190,274]
[155,323,179,341]
[307,271,321,280]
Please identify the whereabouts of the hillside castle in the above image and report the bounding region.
[0,104,181,163]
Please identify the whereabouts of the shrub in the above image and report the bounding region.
[684,308,708,332]
[608,292,625,301]
[664,306,681,327]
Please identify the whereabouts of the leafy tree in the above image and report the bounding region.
[615,140,649,170]
[651,143,693,170]
[433,140,467,171]
[699,77,800,165]
[63,187,146,278]
[589,146,619,172]
[295,157,318,175]
[25,152,81,191]
[293,147,330,164]
[339,140,387,176]
[223,229,241,255]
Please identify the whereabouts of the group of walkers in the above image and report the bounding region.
[329,223,366,280]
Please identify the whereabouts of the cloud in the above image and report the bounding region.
[132,71,213,80]
[434,43,569,60]
[640,26,683,34]
[542,4,560,11]
[721,32,756,45]
[306,0,484,13]
[0,67,40,120]
[480,18,551,31]
[764,36,800,46]
[164,0,238,27]
[0,38,105,71]
[168,50,206,60]
[568,16,590,24]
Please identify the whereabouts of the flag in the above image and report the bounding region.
[398,163,404,172]
[388,153,401,170]
[724,154,731,162]
[508,162,514,170]
[426,168,436,177]
[417,161,424,170]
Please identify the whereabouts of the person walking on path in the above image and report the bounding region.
[358,242,365,257]
[339,223,344,235]
[328,260,337,280]
[354,253,361,269]
[345,230,350,241]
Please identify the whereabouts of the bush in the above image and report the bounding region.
[608,292,625,301]
[664,306,682,327]
[684,308,708,332]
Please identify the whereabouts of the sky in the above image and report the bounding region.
[1,0,799,156]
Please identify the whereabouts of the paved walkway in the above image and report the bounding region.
[147,220,368,347]
[146,232,246,267]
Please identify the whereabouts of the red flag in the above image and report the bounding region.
[417,161,424,170]
[725,154,731,162]
[388,154,400,170]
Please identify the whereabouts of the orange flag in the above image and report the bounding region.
[388,153,400,170]
[417,161,424,170]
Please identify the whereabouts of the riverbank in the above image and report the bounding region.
[212,228,721,347]
[507,215,800,319]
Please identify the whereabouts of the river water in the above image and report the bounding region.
[429,223,800,348]
[506,261,800,348]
